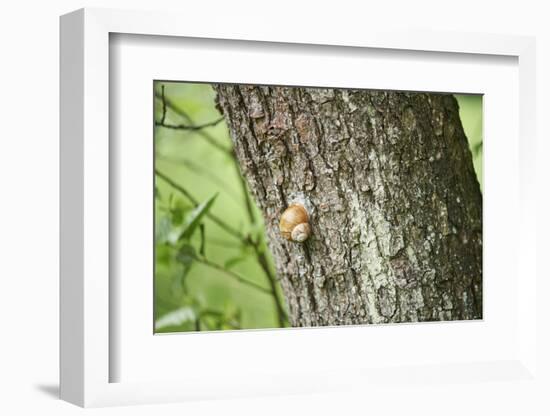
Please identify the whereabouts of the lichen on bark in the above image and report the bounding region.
[214,84,482,327]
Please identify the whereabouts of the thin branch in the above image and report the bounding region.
[232,158,257,225]
[155,168,198,204]
[194,255,272,295]
[160,85,167,125]
[155,117,225,131]
[155,168,246,243]
[154,91,193,122]
[253,243,288,326]
[154,92,232,155]
[157,155,241,205]
[195,129,234,155]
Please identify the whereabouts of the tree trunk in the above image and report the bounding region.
[214,85,482,327]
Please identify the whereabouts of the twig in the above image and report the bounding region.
[253,243,288,326]
[195,129,234,156]
[195,255,272,295]
[155,168,198,204]
[155,168,246,243]
[232,157,257,225]
[155,117,225,131]
[157,156,241,205]
[154,92,232,155]
[154,91,193,122]
[160,85,167,125]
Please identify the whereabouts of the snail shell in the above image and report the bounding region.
[279,204,311,242]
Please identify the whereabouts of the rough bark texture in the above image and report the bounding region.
[214,85,482,327]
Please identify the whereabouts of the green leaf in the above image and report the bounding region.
[155,216,172,244]
[178,193,218,241]
[176,244,196,266]
[171,198,192,226]
[155,307,196,331]
[155,243,173,265]
[171,208,183,226]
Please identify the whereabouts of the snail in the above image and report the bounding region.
[279,204,311,242]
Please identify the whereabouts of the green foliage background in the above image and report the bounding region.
[154,82,483,333]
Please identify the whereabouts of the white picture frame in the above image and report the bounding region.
[60,7,539,408]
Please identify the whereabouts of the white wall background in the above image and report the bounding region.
[0,1,548,415]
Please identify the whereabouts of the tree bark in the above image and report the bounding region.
[214,85,482,327]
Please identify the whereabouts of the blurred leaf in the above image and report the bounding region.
[168,192,174,208]
[178,193,218,241]
[171,208,183,226]
[156,243,172,265]
[171,198,191,226]
[155,306,196,331]
[156,216,172,244]
[201,313,222,330]
[177,244,196,266]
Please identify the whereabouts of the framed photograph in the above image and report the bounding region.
[60,8,539,408]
